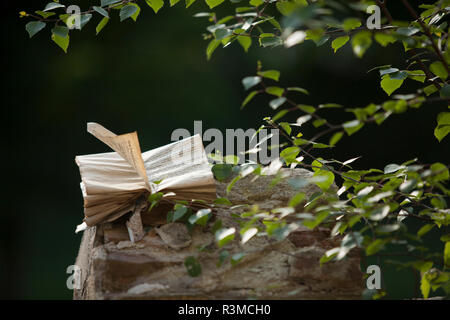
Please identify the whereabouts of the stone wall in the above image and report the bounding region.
[74,168,364,299]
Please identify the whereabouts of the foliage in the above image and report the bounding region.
[21,0,450,299]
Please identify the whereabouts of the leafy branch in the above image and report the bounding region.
[20,0,450,299]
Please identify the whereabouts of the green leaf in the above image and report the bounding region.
[227,176,241,193]
[101,0,121,6]
[186,0,197,8]
[96,17,109,35]
[430,61,448,80]
[319,103,342,109]
[258,70,280,81]
[280,122,292,135]
[129,4,141,21]
[146,0,164,13]
[269,97,286,110]
[312,170,335,190]
[399,179,417,193]
[35,10,55,19]
[217,250,229,266]
[214,197,232,205]
[237,35,251,52]
[366,239,386,256]
[249,0,264,6]
[417,224,434,237]
[259,35,282,47]
[119,5,138,21]
[280,147,300,164]
[440,84,450,98]
[231,252,245,265]
[188,208,211,226]
[242,76,261,90]
[320,249,338,265]
[376,223,400,233]
[273,109,288,122]
[242,90,259,108]
[289,192,305,207]
[303,211,329,229]
[93,6,109,18]
[224,155,239,165]
[206,39,220,60]
[332,36,350,53]
[170,0,181,6]
[215,228,235,248]
[148,192,164,211]
[58,13,70,24]
[265,86,284,97]
[329,131,344,146]
[369,205,390,221]
[212,219,222,234]
[51,26,68,38]
[407,70,426,83]
[288,87,309,95]
[421,274,430,299]
[434,112,450,142]
[205,0,225,9]
[343,18,361,31]
[396,27,419,36]
[297,104,315,113]
[379,67,399,76]
[313,119,327,128]
[25,21,46,38]
[374,33,396,47]
[51,32,69,53]
[311,159,323,172]
[212,164,233,181]
[351,31,372,58]
[430,162,449,182]
[276,1,298,16]
[424,84,438,96]
[288,178,309,189]
[388,70,409,79]
[173,205,188,221]
[78,14,93,29]
[241,228,258,244]
[381,74,404,96]
[44,2,65,11]
[184,256,202,277]
[343,120,363,136]
[384,163,403,174]
[382,99,407,114]
[412,261,433,273]
[306,28,325,43]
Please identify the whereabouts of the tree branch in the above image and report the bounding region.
[400,0,450,75]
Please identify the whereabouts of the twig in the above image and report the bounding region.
[400,0,450,75]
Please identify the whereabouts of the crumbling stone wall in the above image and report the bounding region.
[74,168,364,299]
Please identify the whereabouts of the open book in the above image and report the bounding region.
[75,123,216,233]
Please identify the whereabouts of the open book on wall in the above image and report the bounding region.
[75,123,216,233]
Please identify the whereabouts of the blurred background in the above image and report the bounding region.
[2,0,448,299]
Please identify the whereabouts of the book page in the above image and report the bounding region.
[75,127,216,231]
[87,122,150,191]
[142,134,216,201]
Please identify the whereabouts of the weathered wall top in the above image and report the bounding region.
[74,168,363,300]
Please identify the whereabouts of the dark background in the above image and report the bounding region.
[2,0,448,299]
